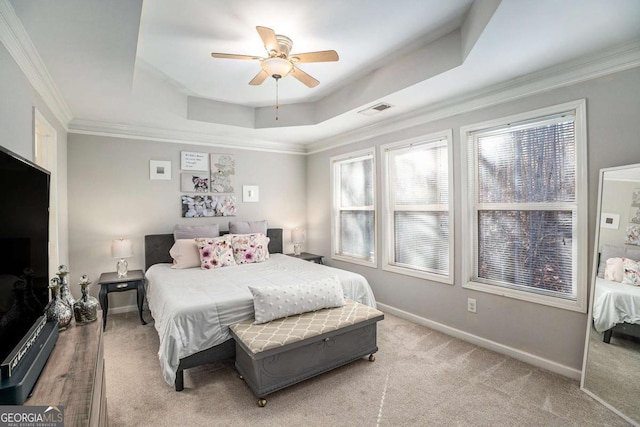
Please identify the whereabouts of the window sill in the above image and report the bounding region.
[331,254,377,269]
[463,280,587,313]
[383,264,453,285]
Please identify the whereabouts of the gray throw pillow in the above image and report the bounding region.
[173,223,220,240]
[228,220,268,235]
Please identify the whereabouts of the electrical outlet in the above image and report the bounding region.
[467,298,477,313]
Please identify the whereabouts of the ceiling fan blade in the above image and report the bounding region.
[291,66,319,88]
[211,52,259,60]
[249,69,269,85]
[256,26,280,56]
[290,50,339,63]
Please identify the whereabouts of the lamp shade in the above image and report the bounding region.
[111,239,133,259]
[291,228,305,244]
[261,57,293,78]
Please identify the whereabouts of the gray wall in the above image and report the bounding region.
[599,179,639,247]
[306,67,640,371]
[0,43,69,275]
[67,134,306,307]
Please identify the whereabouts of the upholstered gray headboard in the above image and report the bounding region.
[144,228,284,271]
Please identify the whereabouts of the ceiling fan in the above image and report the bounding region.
[211,26,339,88]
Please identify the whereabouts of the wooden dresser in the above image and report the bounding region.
[26,312,108,426]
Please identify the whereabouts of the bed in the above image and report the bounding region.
[594,244,640,343]
[144,228,377,390]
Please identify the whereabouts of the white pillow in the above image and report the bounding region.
[248,277,346,324]
[604,257,624,282]
[169,239,201,269]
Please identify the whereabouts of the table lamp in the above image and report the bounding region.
[291,228,305,256]
[111,238,133,277]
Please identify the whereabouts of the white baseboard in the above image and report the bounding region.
[376,302,582,381]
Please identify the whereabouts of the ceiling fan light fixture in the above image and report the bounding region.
[261,57,293,79]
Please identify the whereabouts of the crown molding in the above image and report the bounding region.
[67,119,307,155]
[0,0,72,129]
[306,39,640,155]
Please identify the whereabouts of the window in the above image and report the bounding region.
[382,131,454,283]
[461,100,588,311]
[331,149,376,267]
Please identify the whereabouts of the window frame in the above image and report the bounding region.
[381,131,454,284]
[330,148,377,268]
[460,100,588,312]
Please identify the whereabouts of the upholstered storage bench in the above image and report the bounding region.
[229,299,384,407]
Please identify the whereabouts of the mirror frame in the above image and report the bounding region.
[580,163,640,426]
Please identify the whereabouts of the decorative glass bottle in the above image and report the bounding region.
[73,275,98,324]
[45,278,73,331]
[57,265,75,310]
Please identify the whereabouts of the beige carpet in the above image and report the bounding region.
[103,310,629,426]
[583,325,640,423]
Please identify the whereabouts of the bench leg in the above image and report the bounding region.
[258,398,267,407]
[369,353,376,362]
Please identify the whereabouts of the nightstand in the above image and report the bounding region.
[98,270,147,331]
[287,252,324,264]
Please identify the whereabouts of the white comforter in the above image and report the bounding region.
[592,277,640,333]
[145,254,377,385]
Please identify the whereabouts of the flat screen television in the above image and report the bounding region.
[0,145,58,404]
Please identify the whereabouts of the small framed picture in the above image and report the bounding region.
[150,160,171,180]
[600,212,620,229]
[181,173,210,193]
[181,151,209,171]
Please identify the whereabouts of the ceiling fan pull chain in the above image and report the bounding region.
[275,77,279,121]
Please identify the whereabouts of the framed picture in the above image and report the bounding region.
[600,212,620,229]
[630,207,640,224]
[626,225,640,246]
[210,153,235,193]
[181,173,210,193]
[181,194,236,218]
[632,188,640,207]
[150,160,171,180]
[181,151,209,171]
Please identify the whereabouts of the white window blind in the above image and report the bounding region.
[470,112,579,300]
[331,151,376,265]
[383,134,453,282]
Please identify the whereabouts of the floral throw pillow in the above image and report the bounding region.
[231,233,270,264]
[622,258,640,286]
[195,236,236,269]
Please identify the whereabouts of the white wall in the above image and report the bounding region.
[67,134,307,308]
[306,66,640,373]
[0,42,69,275]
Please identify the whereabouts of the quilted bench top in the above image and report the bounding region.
[230,299,383,354]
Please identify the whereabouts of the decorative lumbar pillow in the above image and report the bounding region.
[230,233,270,264]
[169,239,202,269]
[228,220,267,235]
[195,236,236,269]
[174,223,220,240]
[249,277,346,324]
[604,257,624,282]
[621,258,640,286]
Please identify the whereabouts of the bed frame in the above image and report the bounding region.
[144,228,283,391]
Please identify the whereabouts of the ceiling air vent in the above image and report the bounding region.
[358,103,394,116]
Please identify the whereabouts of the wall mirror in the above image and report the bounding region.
[581,163,640,426]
